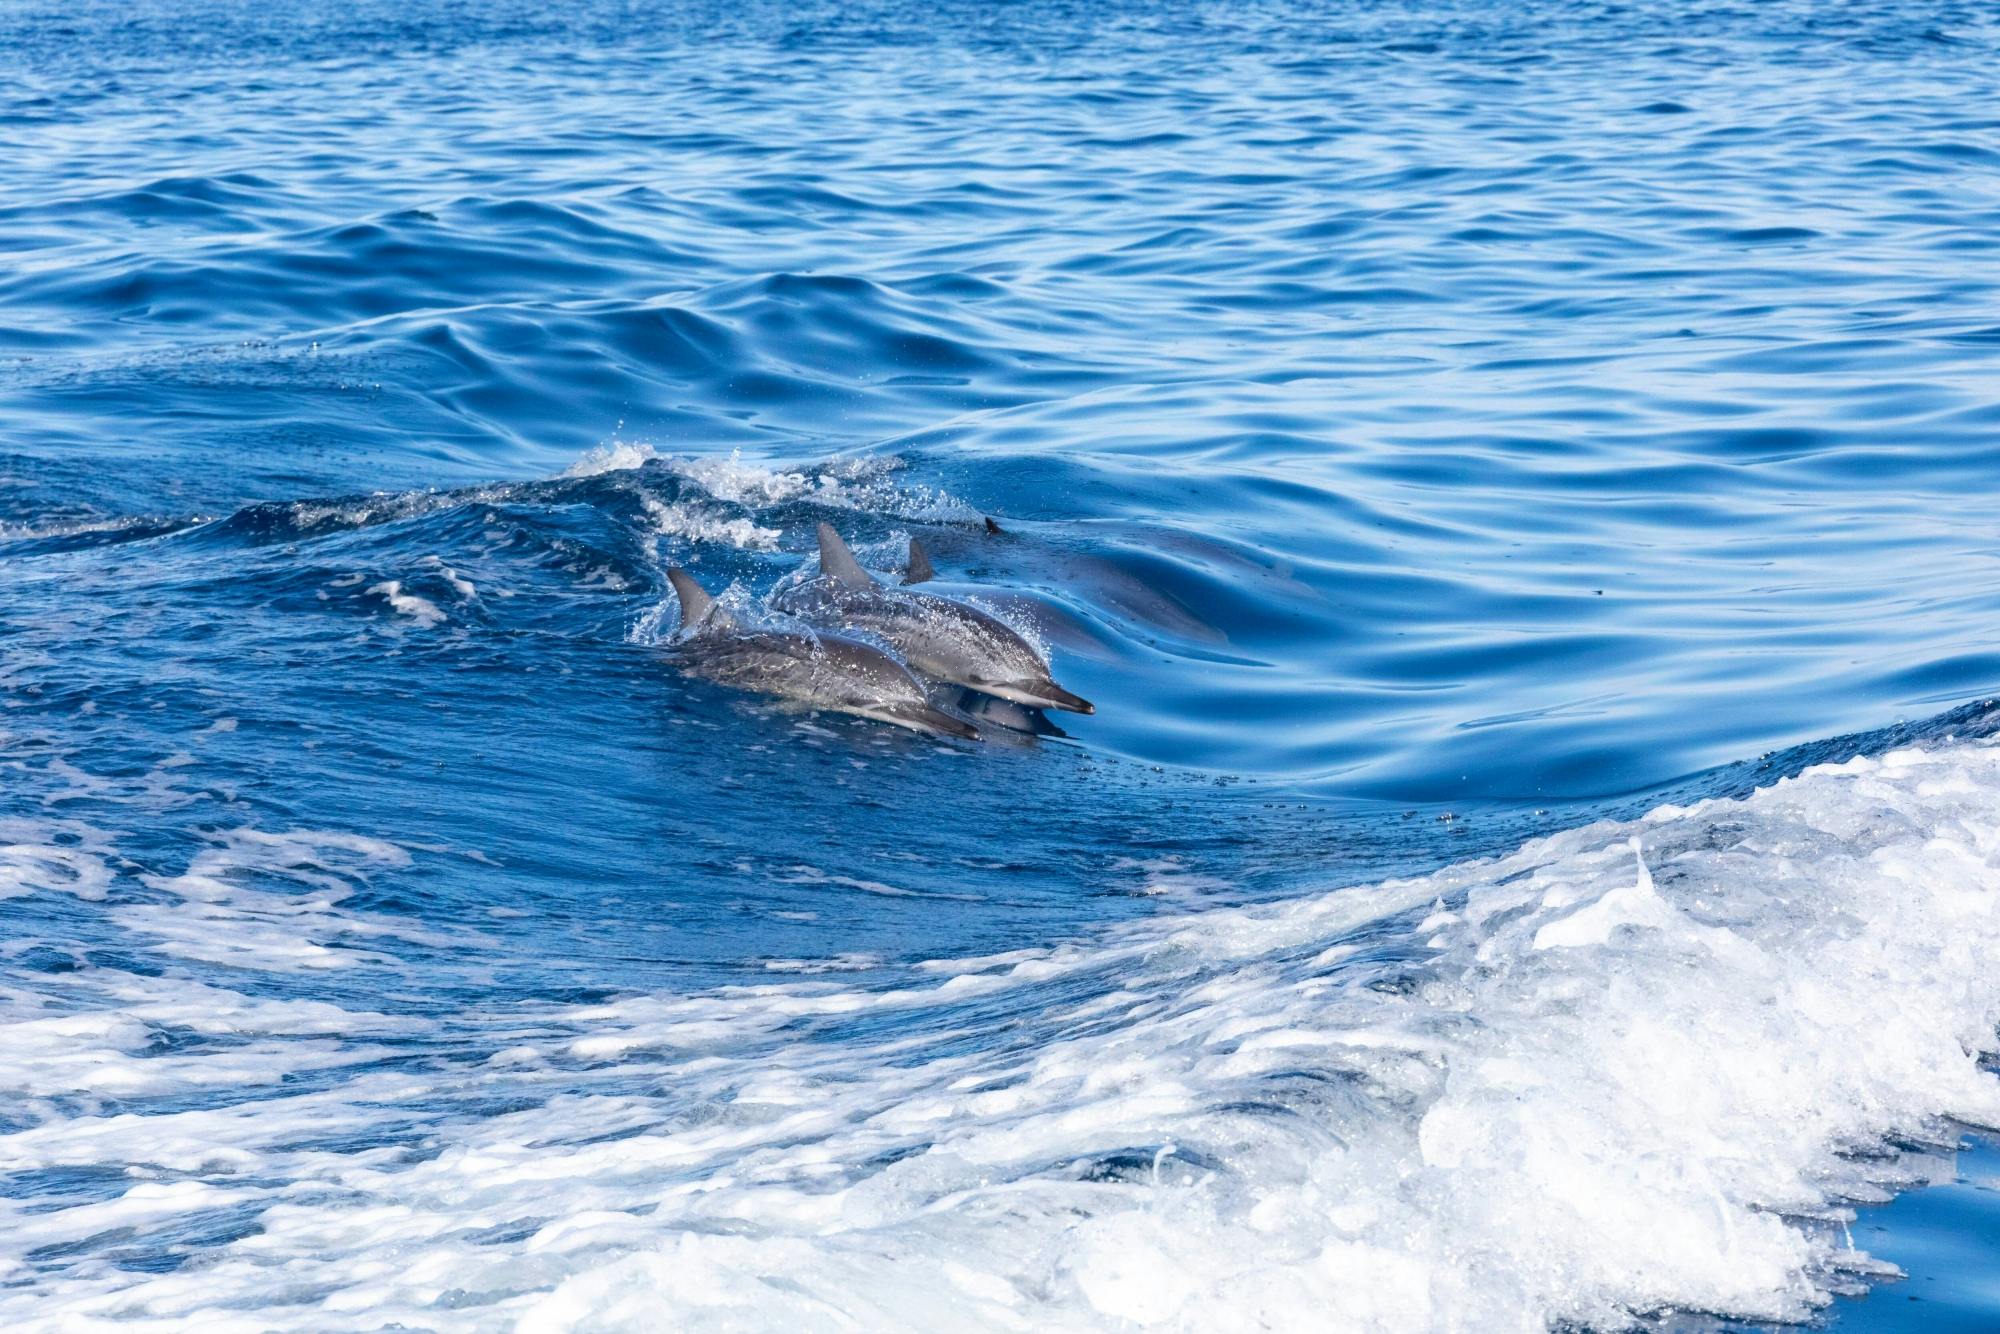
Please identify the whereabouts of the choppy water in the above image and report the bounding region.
[5,1,2000,1328]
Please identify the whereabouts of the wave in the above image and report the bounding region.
[14,425,2000,794]
[1,706,1996,1327]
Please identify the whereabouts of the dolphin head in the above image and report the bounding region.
[805,631,984,741]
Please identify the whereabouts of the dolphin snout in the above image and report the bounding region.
[871,703,983,741]
[1023,681,1093,715]
[915,706,984,741]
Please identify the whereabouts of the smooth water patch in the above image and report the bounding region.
[1825,1136,2000,1333]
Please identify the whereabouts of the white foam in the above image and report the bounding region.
[664,448,943,513]
[564,440,660,477]
[420,555,478,600]
[0,822,112,901]
[3,741,2000,1329]
[568,442,975,523]
[1109,854,1233,902]
[118,827,466,973]
[365,579,446,628]
[0,516,139,542]
[637,493,782,552]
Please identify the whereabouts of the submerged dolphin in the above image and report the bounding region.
[772,525,1094,715]
[665,567,979,740]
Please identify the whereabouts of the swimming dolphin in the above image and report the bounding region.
[665,567,980,740]
[949,687,1071,738]
[772,525,1094,715]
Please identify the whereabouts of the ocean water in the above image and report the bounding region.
[4,0,2000,1328]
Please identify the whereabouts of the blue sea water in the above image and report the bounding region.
[4,0,2000,1327]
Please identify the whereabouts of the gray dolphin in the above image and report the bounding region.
[772,525,1094,715]
[665,567,980,740]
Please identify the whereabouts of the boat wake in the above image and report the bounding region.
[3,706,1997,1330]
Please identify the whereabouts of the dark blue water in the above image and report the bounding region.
[5,2,2000,1328]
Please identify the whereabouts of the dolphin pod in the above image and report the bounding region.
[665,567,979,740]
[662,523,1091,741]
[777,524,1093,715]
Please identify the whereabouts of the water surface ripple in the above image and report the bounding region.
[3,2,2000,1329]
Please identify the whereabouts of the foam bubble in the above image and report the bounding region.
[637,493,782,552]
[419,555,478,600]
[570,443,976,524]
[3,742,2000,1328]
[118,827,461,973]
[365,579,446,628]
[0,821,112,901]
[564,440,659,477]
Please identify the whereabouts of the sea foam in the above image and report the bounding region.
[1,740,1997,1330]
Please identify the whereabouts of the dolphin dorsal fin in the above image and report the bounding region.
[906,538,936,584]
[667,567,729,630]
[817,523,876,589]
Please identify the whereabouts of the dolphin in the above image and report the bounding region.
[664,567,980,740]
[772,525,1094,715]
[950,687,1071,738]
